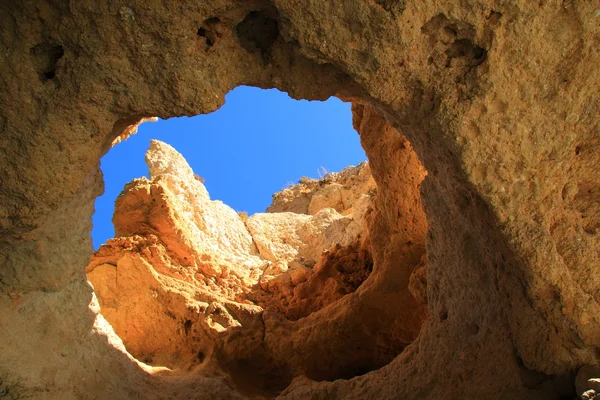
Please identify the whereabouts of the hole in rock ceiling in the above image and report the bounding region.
[30,42,64,82]
[92,86,367,249]
[87,86,429,396]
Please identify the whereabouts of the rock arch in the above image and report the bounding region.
[0,1,598,399]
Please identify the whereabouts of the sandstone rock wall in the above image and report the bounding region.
[0,0,598,399]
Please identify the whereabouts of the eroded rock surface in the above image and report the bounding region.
[267,161,376,215]
[87,140,394,392]
[1,0,599,399]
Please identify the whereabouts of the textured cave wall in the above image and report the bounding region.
[0,0,598,399]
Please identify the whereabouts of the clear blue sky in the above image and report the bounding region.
[92,86,366,249]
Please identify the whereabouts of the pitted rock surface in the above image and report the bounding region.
[0,1,598,399]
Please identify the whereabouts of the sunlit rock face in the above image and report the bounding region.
[87,140,409,390]
[1,0,599,398]
[103,140,265,299]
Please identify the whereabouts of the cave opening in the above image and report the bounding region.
[86,85,430,397]
[4,3,596,399]
[84,7,431,396]
[91,86,366,248]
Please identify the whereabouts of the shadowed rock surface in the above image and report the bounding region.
[0,0,598,398]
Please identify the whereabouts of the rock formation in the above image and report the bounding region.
[86,140,387,388]
[0,0,598,399]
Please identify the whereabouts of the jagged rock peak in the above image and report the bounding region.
[145,139,198,180]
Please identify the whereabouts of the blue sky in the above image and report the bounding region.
[92,86,366,249]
